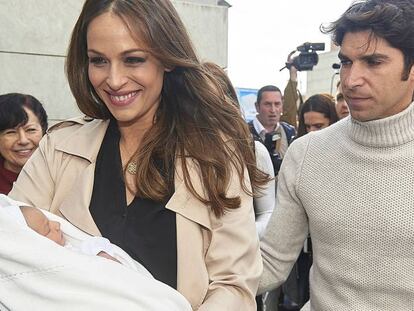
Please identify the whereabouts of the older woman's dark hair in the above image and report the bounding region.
[321,0,414,80]
[66,0,268,216]
[297,94,338,138]
[0,93,48,134]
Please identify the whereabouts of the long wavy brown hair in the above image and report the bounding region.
[66,0,269,217]
[297,93,338,138]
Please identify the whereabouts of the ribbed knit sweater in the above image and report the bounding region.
[260,102,414,310]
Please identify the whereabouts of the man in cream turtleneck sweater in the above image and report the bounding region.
[259,0,414,310]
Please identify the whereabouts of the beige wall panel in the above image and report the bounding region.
[306,51,340,96]
[175,1,228,67]
[0,0,83,56]
[0,53,80,121]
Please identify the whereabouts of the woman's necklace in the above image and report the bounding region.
[120,142,137,175]
[126,160,137,175]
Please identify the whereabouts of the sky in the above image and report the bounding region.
[226,0,354,91]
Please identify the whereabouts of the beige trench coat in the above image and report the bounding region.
[9,117,262,311]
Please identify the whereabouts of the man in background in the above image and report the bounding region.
[249,84,296,178]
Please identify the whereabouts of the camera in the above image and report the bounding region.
[287,42,325,71]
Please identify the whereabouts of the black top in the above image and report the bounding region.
[89,120,177,289]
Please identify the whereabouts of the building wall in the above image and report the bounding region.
[306,50,340,97]
[174,1,228,67]
[0,0,228,122]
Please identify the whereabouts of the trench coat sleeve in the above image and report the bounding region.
[280,79,299,128]
[199,165,262,311]
[258,137,310,294]
[8,133,57,210]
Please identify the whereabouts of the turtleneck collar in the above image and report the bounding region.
[348,102,414,148]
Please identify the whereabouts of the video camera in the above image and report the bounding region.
[286,42,325,71]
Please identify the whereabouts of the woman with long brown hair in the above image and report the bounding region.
[297,93,339,138]
[9,0,266,309]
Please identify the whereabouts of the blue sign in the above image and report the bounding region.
[236,88,258,122]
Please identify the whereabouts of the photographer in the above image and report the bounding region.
[281,43,325,128]
[249,49,309,179]
[281,51,303,128]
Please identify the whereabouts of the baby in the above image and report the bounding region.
[19,205,119,261]
[0,194,148,271]
[0,195,193,311]
[20,205,65,246]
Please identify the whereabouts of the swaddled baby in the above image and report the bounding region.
[20,205,65,245]
[0,194,150,274]
[0,195,192,311]
[19,205,120,262]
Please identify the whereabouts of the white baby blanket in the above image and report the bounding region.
[0,196,191,311]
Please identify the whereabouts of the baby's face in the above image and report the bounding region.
[20,207,65,246]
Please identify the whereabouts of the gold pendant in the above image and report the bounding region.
[127,161,137,175]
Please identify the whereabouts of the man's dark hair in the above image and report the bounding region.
[0,93,48,134]
[321,0,414,80]
[256,85,282,104]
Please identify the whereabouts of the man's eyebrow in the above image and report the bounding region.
[337,52,349,60]
[360,53,390,62]
[338,51,390,61]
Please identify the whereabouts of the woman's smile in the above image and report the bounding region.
[107,90,140,107]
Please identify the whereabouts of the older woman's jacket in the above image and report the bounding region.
[9,116,262,311]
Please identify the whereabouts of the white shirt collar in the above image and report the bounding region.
[253,117,279,136]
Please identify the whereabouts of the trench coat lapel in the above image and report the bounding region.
[53,118,109,161]
[165,158,213,308]
[54,119,109,236]
[58,164,101,236]
[166,158,212,231]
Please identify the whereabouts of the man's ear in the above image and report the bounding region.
[410,64,414,81]
[255,101,259,111]
[410,67,414,100]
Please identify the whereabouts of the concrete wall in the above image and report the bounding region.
[0,0,228,122]
[173,1,228,67]
[0,1,83,122]
[306,50,340,97]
